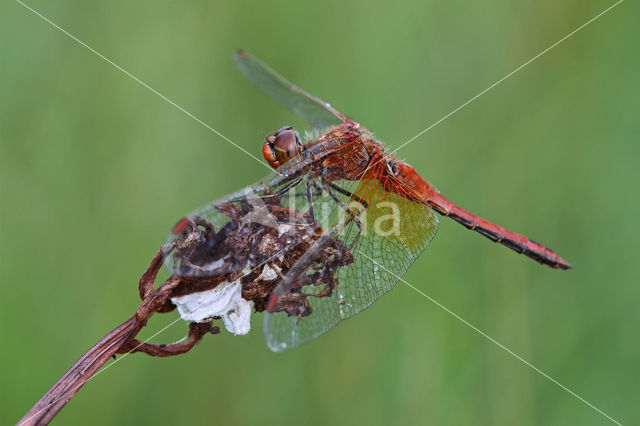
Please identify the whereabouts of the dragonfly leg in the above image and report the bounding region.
[306,179,316,223]
[321,180,364,249]
[325,182,369,210]
[272,176,320,225]
[272,175,315,225]
[273,175,303,197]
[310,179,323,197]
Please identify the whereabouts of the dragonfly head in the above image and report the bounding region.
[263,126,304,169]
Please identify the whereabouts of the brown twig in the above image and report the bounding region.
[17,251,215,426]
[18,317,139,426]
[18,199,353,425]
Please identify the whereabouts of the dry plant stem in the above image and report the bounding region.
[18,317,138,426]
[20,204,348,425]
[18,249,214,426]
[119,322,220,357]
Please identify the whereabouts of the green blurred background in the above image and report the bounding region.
[1,0,638,424]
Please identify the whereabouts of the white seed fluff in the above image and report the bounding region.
[171,278,254,336]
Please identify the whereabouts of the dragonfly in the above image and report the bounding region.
[166,50,571,352]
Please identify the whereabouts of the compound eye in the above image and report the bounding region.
[272,127,301,165]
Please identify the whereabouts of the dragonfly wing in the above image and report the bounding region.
[163,154,325,325]
[163,154,308,280]
[235,50,349,128]
[165,153,438,351]
[263,173,439,352]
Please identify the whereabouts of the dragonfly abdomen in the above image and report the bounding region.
[377,158,570,269]
[426,192,572,270]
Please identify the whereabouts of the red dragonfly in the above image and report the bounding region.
[168,50,571,352]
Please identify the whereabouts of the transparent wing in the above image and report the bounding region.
[163,158,311,281]
[235,50,349,128]
[164,153,438,352]
[263,171,439,352]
